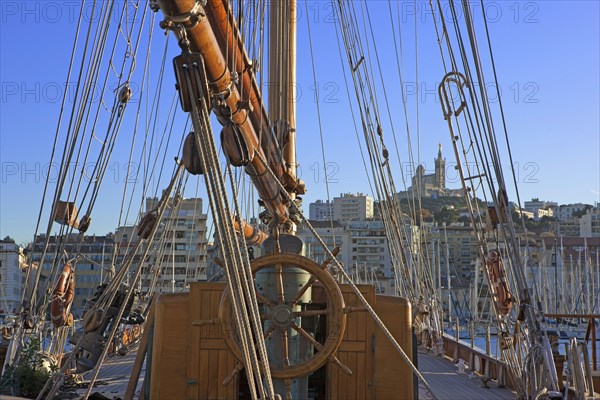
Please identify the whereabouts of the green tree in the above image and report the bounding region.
[0,338,53,398]
[434,206,459,225]
[572,206,592,218]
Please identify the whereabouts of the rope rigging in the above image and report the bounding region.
[7,5,136,383]
[256,150,439,400]
[39,163,186,400]
[428,0,560,397]
[9,2,192,396]
[169,29,276,396]
[7,1,575,399]
[333,1,443,337]
[23,0,149,319]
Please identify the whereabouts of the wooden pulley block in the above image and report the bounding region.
[137,212,158,239]
[221,123,253,167]
[23,311,35,330]
[83,307,104,333]
[487,206,499,229]
[497,189,509,223]
[78,215,92,233]
[173,52,210,113]
[182,132,204,175]
[54,201,80,229]
[119,84,132,104]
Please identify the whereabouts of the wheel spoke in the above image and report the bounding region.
[288,275,318,308]
[343,306,368,314]
[291,321,323,351]
[264,325,276,340]
[223,361,244,386]
[294,308,329,318]
[284,378,293,400]
[281,329,290,368]
[256,292,275,309]
[291,322,352,376]
[330,355,353,376]
[276,263,285,304]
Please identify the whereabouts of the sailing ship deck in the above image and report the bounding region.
[417,352,516,400]
[54,345,518,399]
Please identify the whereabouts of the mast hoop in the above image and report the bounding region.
[158,0,206,25]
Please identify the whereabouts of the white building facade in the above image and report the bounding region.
[141,197,208,293]
[580,209,600,238]
[555,203,591,221]
[0,238,26,314]
[297,221,351,268]
[308,200,333,221]
[333,193,374,222]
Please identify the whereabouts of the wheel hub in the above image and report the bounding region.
[271,304,293,327]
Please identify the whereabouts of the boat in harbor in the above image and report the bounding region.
[1,1,599,399]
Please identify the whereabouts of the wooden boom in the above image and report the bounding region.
[157,0,305,226]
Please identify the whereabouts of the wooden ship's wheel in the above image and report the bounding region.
[219,252,347,379]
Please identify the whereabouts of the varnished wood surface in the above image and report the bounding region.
[190,282,237,399]
[149,292,190,399]
[373,294,414,400]
[328,285,375,399]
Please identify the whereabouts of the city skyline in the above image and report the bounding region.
[1,1,599,245]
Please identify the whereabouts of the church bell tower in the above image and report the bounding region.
[435,143,445,190]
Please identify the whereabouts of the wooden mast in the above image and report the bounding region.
[156,0,304,228]
[285,1,298,197]
[269,1,298,201]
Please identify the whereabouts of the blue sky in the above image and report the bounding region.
[1,1,599,246]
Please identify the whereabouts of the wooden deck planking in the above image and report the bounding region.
[418,352,517,400]
[59,343,517,400]
[60,345,145,399]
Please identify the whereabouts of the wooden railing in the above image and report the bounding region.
[440,330,512,389]
[544,313,598,372]
[439,314,599,396]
